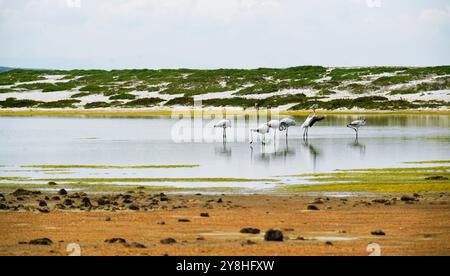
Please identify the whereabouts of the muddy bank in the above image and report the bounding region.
[0,189,449,256]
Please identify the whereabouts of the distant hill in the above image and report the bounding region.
[0,67,13,73]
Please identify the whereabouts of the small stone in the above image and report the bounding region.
[125,242,146,248]
[217,198,223,203]
[55,203,65,209]
[240,227,261,234]
[196,236,205,241]
[371,229,386,236]
[325,241,333,246]
[13,189,38,197]
[51,196,60,201]
[160,238,176,244]
[312,198,324,204]
[372,199,389,204]
[157,221,165,225]
[48,182,57,186]
[241,240,256,245]
[0,203,8,210]
[39,200,47,207]
[200,212,209,217]
[128,204,139,210]
[105,217,111,222]
[29,238,53,245]
[307,204,319,210]
[105,238,126,244]
[97,198,110,206]
[425,176,448,181]
[123,199,133,204]
[81,197,92,208]
[178,219,190,222]
[58,189,68,196]
[264,229,283,242]
[38,207,49,213]
[400,195,415,202]
[63,199,73,206]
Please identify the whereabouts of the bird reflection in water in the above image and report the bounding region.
[250,137,296,162]
[300,139,321,172]
[214,141,232,157]
[348,138,366,157]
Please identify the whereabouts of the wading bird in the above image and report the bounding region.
[250,124,270,145]
[214,119,231,141]
[301,107,325,139]
[267,120,280,141]
[279,117,296,138]
[347,116,366,139]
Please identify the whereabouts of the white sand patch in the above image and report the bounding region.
[193,91,235,101]
[387,90,450,102]
[0,90,75,102]
[130,91,180,101]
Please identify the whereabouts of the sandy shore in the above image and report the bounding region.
[0,189,449,256]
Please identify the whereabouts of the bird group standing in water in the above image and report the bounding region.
[214,107,366,145]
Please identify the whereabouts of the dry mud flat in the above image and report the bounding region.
[0,189,449,256]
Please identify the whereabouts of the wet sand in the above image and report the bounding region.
[0,190,449,256]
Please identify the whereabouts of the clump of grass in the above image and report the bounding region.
[316,89,336,96]
[109,93,136,100]
[123,97,165,107]
[38,99,80,108]
[70,92,93,98]
[281,165,450,193]
[79,85,104,93]
[403,160,450,165]
[14,82,77,92]
[0,69,46,85]
[164,96,194,106]
[0,97,42,108]
[84,101,121,109]
[0,88,16,93]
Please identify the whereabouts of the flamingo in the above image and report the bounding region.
[250,123,270,145]
[214,119,231,141]
[267,120,280,141]
[347,116,366,139]
[279,117,296,138]
[301,107,325,139]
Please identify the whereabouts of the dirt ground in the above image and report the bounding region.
[0,191,449,256]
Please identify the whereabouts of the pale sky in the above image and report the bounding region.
[0,0,449,69]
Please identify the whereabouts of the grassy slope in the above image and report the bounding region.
[1,66,449,111]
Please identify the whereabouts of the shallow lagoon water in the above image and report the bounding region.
[0,115,449,190]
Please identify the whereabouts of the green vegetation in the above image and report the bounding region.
[31,177,278,183]
[14,81,77,92]
[109,93,136,100]
[290,96,420,110]
[70,92,92,98]
[123,97,165,107]
[38,99,80,108]
[164,96,195,106]
[0,69,46,85]
[22,164,200,169]
[0,97,42,108]
[84,101,121,109]
[403,160,450,164]
[1,66,449,110]
[281,166,450,193]
[389,77,450,95]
